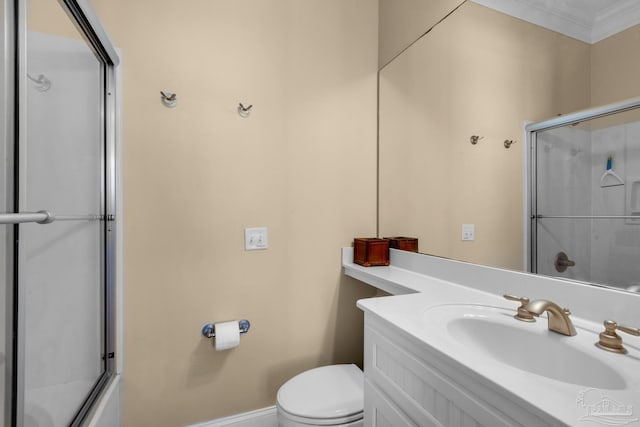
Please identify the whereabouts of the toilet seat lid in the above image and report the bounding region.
[277,364,364,420]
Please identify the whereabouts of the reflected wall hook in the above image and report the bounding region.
[470,135,484,145]
[238,102,252,118]
[160,91,177,108]
[504,139,517,149]
[27,73,52,92]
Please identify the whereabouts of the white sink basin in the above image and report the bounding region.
[424,304,627,390]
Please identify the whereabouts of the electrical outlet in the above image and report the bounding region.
[462,224,475,241]
[245,227,268,250]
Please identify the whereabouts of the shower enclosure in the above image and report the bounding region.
[2,0,120,426]
[527,98,640,292]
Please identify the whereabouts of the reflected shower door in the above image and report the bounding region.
[531,106,640,291]
[21,2,105,425]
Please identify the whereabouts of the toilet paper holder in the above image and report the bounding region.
[201,319,251,339]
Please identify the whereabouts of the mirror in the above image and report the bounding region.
[378,0,640,290]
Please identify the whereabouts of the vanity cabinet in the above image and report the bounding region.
[363,314,560,427]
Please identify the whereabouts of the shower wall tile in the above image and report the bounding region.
[626,122,640,177]
[535,125,592,279]
[24,378,94,427]
[590,120,640,289]
[536,126,591,216]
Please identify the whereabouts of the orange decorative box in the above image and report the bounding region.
[353,238,390,267]
[384,237,419,253]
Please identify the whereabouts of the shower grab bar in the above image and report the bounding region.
[534,215,640,220]
[0,211,102,225]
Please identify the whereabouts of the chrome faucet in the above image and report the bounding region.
[525,299,577,336]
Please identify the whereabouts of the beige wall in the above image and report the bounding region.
[591,24,640,106]
[91,1,378,426]
[378,0,463,68]
[379,2,591,270]
[379,0,640,96]
[28,0,82,38]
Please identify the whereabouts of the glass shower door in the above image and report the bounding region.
[20,1,105,425]
[530,103,640,292]
[0,0,12,424]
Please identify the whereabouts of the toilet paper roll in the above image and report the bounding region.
[214,321,241,351]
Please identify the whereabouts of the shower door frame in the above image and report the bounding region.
[3,0,16,426]
[11,0,120,426]
[524,96,640,284]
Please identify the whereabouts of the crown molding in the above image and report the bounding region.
[471,0,640,45]
[592,0,640,43]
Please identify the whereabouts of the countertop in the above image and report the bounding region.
[343,247,640,427]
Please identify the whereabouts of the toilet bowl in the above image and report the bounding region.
[276,364,364,427]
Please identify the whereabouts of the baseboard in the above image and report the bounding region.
[186,406,277,427]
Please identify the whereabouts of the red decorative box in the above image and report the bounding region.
[353,238,390,267]
[384,237,419,253]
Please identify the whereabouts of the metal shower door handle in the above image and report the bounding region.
[0,211,101,225]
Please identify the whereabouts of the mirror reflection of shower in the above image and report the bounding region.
[27,73,51,92]
[528,99,640,292]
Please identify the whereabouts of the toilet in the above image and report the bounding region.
[276,364,364,427]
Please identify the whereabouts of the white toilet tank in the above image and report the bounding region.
[276,364,364,427]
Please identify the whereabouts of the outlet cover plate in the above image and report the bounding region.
[462,224,475,241]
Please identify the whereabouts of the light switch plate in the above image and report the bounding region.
[245,227,268,250]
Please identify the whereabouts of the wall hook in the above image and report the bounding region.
[160,91,177,108]
[27,73,52,92]
[470,135,484,145]
[238,102,253,118]
[504,139,517,149]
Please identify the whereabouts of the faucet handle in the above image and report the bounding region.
[503,294,528,303]
[596,320,640,354]
[503,294,535,322]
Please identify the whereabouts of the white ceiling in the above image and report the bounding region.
[471,0,640,44]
